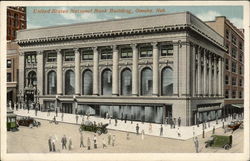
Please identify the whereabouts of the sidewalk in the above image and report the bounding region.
[14,109,235,140]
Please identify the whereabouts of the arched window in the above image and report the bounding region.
[121,69,132,95]
[101,69,112,95]
[82,70,93,95]
[161,67,173,96]
[65,70,75,95]
[141,68,152,96]
[47,71,57,95]
[27,71,37,86]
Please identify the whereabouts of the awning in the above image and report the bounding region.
[232,104,244,109]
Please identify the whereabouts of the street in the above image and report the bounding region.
[7,119,243,153]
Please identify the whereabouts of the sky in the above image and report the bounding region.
[26,6,243,29]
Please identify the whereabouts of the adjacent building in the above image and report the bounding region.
[7,7,27,105]
[16,12,226,126]
[206,16,244,116]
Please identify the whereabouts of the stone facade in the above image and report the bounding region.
[17,12,226,126]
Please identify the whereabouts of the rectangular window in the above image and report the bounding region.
[239,53,243,62]
[225,59,229,70]
[231,34,237,45]
[101,48,112,59]
[232,90,236,98]
[232,77,237,86]
[239,66,243,75]
[7,73,12,82]
[64,50,75,61]
[231,61,237,73]
[161,45,173,56]
[7,60,12,68]
[239,91,242,98]
[47,52,57,62]
[140,46,153,57]
[239,79,242,87]
[226,29,229,39]
[225,75,229,85]
[225,90,229,98]
[25,54,36,64]
[120,48,132,58]
[239,42,243,50]
[81,50,93,60]
[231,47,237,58]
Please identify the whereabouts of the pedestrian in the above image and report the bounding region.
[126,132,130,140]
[61,135,67,150]
[80,132,84,148]
[177,128,181,137]
[68,137,72,150]
[212,126,215,134]
[131,114,133,124]
[106,112,109,119]
[48,136,52,152]
[108,133,111,145]
[87,137,91,150]
[112,135,116,146]
[52,137,56,152]
[93,134,97,149]
[124,115,127,123]
[173,118,176,128]
[53,115,56,124]
[149,123,152,133]
[109,117,111,125]
[115,118,118,126]
[141,129,145,140]
[178,117,181,127]
[55,108,58,117]
[193,137,199,153]
[170,118,173,129]
[76,114,79,124]
[102,138,107,148]
[121,113,124,121]
[136,124,139,135]
[160,124,163,136]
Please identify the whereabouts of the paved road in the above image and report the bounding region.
[7,119,243,153]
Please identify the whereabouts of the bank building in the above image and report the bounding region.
[16,12,226,126]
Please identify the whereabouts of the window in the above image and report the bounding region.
[101,69,112,95]
[225,59,229,70]
[140,46,153,57]
[47,71,57,95]
[231,47,237,58]
[239,79,243,87]
[225,75,229,85]
[82,70,93,95]
[239,66,243,75]
[225,90,229,98]
[7,60,12,68]
[231,34,237,45]
[81,49,93,60]
[231,61,237,73]
[232,77,237,86]
[14,13,18,27]
[226,29,229,39]
[239,42,243,50]
[121,69,132,95]
[239,91,242,98]
[161,45,173,56]
[161,67,173,96]
[232,90,236,98]
[27,71,37,86]
[225,43,229,50]
[64,50,75,61]
[7,73,12,82]
[25,54,37,64]
[47,52,57,62]
[120,48,132,58]
[141,68,153,95]
[65,70,75,95]
[101,48,112,59]
[239,53,243,62]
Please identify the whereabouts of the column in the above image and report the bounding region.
[203,50,207,96]
[213,56,217,96]
[74,48,80,95]
[208,53,212,96]
[131,44,139,96]
[221,58,225,97]
[93,47,99,95]
[186,43,191,96]
[197,47,201,96]
[173,40,179,96]
[37,51,44,97]
[112,45,119,95]
[218,57,222,96]
[19,52,25,92]
[191,45,196,97]
[152,42,159,96]
[56,49,63,95]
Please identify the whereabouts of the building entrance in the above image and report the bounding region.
[62,103,73,114]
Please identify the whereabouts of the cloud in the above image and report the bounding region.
[79,12,101,22]
[59,7,77,20]
[196,10,222,21]
[228,17,243,29]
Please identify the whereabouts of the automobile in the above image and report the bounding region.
[227,120,243,132]
[79,120,108,135]
[205,135,232,150]
[7,113,19,131]
[17,116,41,128]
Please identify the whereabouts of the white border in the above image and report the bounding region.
[1,1,249,161]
